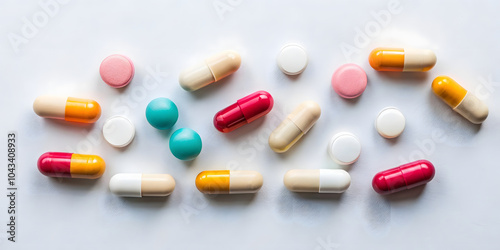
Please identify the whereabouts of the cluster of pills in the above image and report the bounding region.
[33,44,489,198]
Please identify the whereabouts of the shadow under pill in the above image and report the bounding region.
[375,71,431,83]
[204,192,258,206]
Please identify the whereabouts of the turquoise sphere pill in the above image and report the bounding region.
[146,98,178,130]
[169,128,202,161]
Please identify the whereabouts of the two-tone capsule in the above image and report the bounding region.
[432,76,488,124]
[33,96,101,123]
[269,101,321,153]
[284,169,351,193]
[195,170,263,194]
[372,160,435,195]
[37,152,105,179]
[179,50,241,91]
[369,48,437,72]
[214,91,273,133]
[109,174,175,197]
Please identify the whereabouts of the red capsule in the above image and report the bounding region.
[372,160,435,195]
[213,91,274,133]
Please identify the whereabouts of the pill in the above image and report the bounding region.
[102,116,135,148]
[284,169,351,193]
[331,63,367,99]
[372,160,435,195]
[369,48,436,72]
[99,54,134,88]
[214,91,274,133]
[145,98,179,130]
[375,107,406,138]
[277,43,308,75]
[432,76,488,124]
[33,96,101,123]
[195,170,263,194]
[269,101,321,153]
[328,132,361,165]
[169,128,202,161]
[179,50,241,91]
[109,173,175,197]
[37,152,105,179]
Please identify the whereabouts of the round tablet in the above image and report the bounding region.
[102,116,135,147]
[146,98,178,130]
[331,63,367,99]
[375,107,406,138]
[169,128,202,161]
[328,132,361,165]
[277,43,308,75]
[99,54,135,88]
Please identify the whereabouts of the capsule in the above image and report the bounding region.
[269,101,321,153]
[372,160,435,195]
[284,169,351,193]
[195,170,263,194]
[432,76,488,124]
[33,96,101,123]
[369,48,436,72]
[179,50,241,91]
[213,91,273,133]
[37,152,105,179]
[109,173,175,197]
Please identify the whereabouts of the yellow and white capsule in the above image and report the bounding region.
[109,174,175,197]
[432,76,488,124]
[369,48,436,72]
[269,101,321,153]
[195,170,263,194]
[284,169,351,193]
[33,95,101,123]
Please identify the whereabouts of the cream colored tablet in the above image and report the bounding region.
[109,173,175,197]
[277,43,308,75]
[328,132,361,165]
[284,169,351,193]
[102,116,135,148]
[375,107,406,138]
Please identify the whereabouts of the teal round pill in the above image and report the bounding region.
[146,98,178,130]
[169,128,202,161]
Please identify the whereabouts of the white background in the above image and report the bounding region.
[1,0,500,249]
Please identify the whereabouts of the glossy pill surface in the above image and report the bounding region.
[145,98,179,130]
[284,169,351,193]
[195,170,263,194]
[37,152,105,179]
[169,128,202,161]
[109,173,175,197]
[372,160,435,195]
[33,96,101,123]
[369,48,436,72]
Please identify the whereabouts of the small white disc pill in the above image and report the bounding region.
[103,116,135,147]
[277,43,308,75]
[328,132,361,165]
[375,107,406,139]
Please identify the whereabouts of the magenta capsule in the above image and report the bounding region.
[213,91,273,133]
[372,160,435,195]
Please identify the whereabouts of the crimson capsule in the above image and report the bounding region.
[372,160,435,195]
[213,91,273,133]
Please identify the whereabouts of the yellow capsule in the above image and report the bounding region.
[195,170,263,194]
[369,48,436,72]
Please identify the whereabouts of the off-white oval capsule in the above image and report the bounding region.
[179,50,241,91]
[109,173,175,197]
[269,101,321,153]
[369,48,437,72]
[33,95,101,123]
[284,169,351,193]
[195,170,263,194]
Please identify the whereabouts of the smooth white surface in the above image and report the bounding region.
[318,169,351,193]
[277,43,308,75]
[102,115,135,147]
[2,1,500,249]
[375,107,406,138]
[328,132,362,165]
[109,173,142,197]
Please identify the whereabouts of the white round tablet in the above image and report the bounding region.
[328,132,361,165]
[375,107,406,139]
[277,43,308,75]
[103,116,135,148]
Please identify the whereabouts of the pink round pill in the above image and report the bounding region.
[99,54,135,88]
[331,63,367,99]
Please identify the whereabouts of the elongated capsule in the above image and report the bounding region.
[33,96,101,123]
[37,152,105,179]
[195,170,263,194]
[372,160,435,195]
[179,50,241,91]
[284,169,351,193]
[109,173,175,197]
[369,48,436,72]
[269,101,321,153]
[432,76,488,124]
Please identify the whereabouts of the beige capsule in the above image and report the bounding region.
[284,169,351,193]
[109,173,175,197]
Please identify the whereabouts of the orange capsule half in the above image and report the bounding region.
[33,96,101,123]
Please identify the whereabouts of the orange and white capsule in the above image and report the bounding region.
[195,170,263,194]
[33,96,101,123]
[37,152,105,179]
[369,48,436,72]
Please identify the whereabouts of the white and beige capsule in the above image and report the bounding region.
[179,50,241,91]
[432,76,488,124]
[269,101,321,153]
[284,169,351,193]
[109,173,175,197]
[195,170,263,194]
[33,95,101,123]
[369,48,437,72]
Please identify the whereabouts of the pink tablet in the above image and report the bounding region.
[99,54,134,88]
[331,63,367,99]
